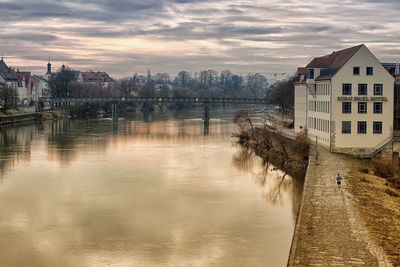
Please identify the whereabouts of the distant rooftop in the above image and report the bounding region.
[0,60,18,82]
[81,71,113,82]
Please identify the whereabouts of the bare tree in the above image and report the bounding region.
[0,85,18,111]
[268,75,296,114]
[233,108,254,139]
[48,66,79,98]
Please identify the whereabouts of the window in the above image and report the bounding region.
[374,84,383,95]
[357,121,367,134]
[342,102,352,114]
[373,122,382,134]
[358,102,367,113]
[307,68,314,79]
[373,102,383,114]
[366,67,373,75]
[342,84,352,95]
[353,67,360,75]
[358,84,368,95]
[342,121,351,134]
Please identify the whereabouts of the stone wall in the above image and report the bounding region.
[287,145,313,266]
[0,113,39,126]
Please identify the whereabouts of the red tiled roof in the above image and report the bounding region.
[315,75,332,81]
[297,67,306,75]
[306,44,364,69]
[81,71,113,83]
[12,70,31,87]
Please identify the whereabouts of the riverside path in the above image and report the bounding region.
[288,145,393,267]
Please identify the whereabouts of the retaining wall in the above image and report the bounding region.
[287,145,314,267]
[0,113,39,126]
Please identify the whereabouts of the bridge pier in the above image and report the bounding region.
[203,102,210,122]
[112,118,118,134]
[203,120,209,135]
[111,102,118,119]
[202,103,210,135]
[36,101,44,112]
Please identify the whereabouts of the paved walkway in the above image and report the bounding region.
[288,146,392,267]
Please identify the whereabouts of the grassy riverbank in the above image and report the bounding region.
[346,166,400,266]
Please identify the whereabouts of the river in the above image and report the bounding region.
[0,107,303,267]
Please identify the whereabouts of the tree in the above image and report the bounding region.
[0,85,18,111]
[119,77,138,97]
[177,71,191,87]
[245,73,268,98]
[207,69,218,87]
[199,70,208,85]
[233,108,254,136]
[138,84,156,98]
[268,75,296,113]
[146,69,154,87]
[48,67,79,97]
[154,73,171,85]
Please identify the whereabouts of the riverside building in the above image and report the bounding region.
[294,44,396,156]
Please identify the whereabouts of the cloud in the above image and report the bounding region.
[0,33,58,42]
[0,0,399,77]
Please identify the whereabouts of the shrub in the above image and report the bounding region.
[386,176,400,191]
[385,188,399,198]
[375,163,393,178]
[360,177,371,183]
[292,132,309,159]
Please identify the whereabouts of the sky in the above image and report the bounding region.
[0,0,399,78]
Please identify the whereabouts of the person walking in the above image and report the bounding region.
[336,173,343,188]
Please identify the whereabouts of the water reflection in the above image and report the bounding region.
[0,108,302,267]
[232,145,304,219]
[0,124,37,181]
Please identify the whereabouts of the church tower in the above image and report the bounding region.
[46,61,52,75]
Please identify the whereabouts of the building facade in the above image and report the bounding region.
[294,44,395,156]
[294,68,307,132]
[0,60,18,89]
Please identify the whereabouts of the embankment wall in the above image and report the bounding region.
[287,145,314,266]
[0,113,39,126]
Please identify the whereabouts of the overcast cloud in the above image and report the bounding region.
[1,0,399,78]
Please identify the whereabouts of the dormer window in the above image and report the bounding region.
[307,68,314,79]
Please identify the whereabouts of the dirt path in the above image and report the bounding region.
[288,146,393,266]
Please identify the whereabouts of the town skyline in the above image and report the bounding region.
[1,0,400,78]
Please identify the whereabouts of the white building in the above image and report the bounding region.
[294,44,395,156]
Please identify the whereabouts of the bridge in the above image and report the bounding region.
[38,96,269,118]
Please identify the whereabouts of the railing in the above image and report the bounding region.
[306,84,316,99]
[38,96,270,120]
[361,136,399,159]
[38,96,269,105]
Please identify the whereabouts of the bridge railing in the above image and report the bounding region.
[38,97,269,105]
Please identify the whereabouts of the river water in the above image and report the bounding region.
[0,107,303,267]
